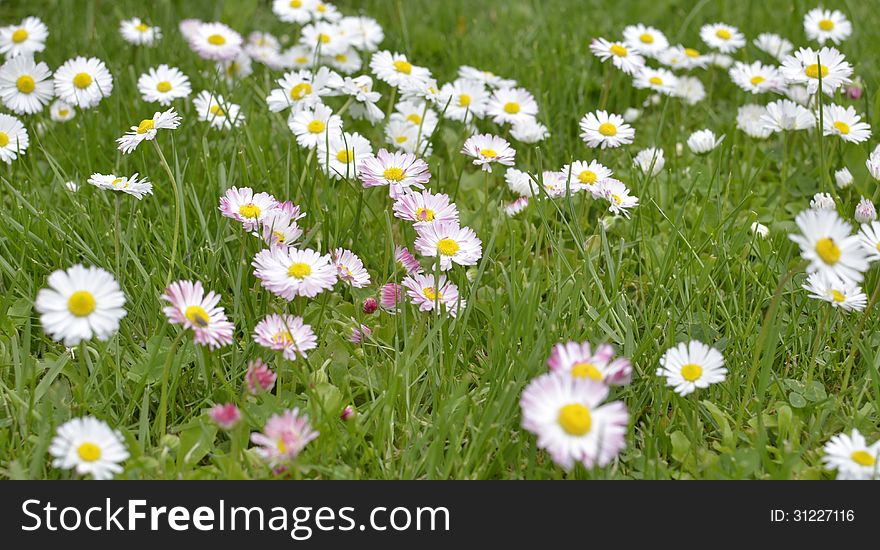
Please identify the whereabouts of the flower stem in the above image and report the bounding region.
[153,140,181,288]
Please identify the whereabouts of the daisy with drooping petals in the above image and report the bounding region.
[700,23,745,53]
[273,0,316,24]
[358,148,431,198]
[253,247,337,300]
[633,148,665,176]
[193,91,243,129]
[137,65,191,105]
[116,108,181,154]
[822,429,880,480]
[633,66,678,95]
[804,8,852,45]
[88,173,153,200]
[781,46,852,96]
[340,74,384,124]
[548,341,632,386]
[810,192,835,211]
[803,272,867,312]
[317,131,372,180]
[370,50,430,88]
[461,133,516,172]
[761,99,815,132]
[754,33,794,62]
[486,87,538,126]
[35,265,126,346]
[49,417,129,480]
[687,129,723,154]
[729,61,784,94]
[623,24,668,57]
[219,186,278,231]
[0,17,48,58]
[50,99,75,122]
[120,17,161,46]
[332,249,371,288]
[161,280,234,350]
[858,221,880,262]
[260,200,305,248]
[414,221,482,270]
[789,208,869,285]
[597,179,639,217]
[0,55,53,114]
[398,76,442,105]
[511,118,550,143]
[395,246,422,274]
[252,314,317,361]
[579,110,635,149]
[822,104,871,144]
[402,272,465,317]
[393,189,459,226]
[53,56,113,109]
[520,373,629,470]
[561,160,612,192]
[0,112,28,164]
[439,78,488,123]
[288,103,343,149]
[656,340,727,396]
[188,22,242,61]
[836,167,854,189]
[251,408,319,465]
[246,359,277,394]
[590,38,645,75]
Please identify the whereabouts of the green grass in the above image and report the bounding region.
[1,0,879,479]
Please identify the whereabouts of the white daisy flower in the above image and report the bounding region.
[673,75,706,105]
[761,99,816,132]
[790,208,869,285]
[252,247,338,300]
[505,196,529,217]
[858,221,880,262]
[866,154,880,181]
[810,192,835,211]
[216,52,253,85]
[633,147,665,176]
[272,0,316,24]
[88,173,153,200]
[729,61,784,94]
[119,17,161,46]
[35,265,127,346]
[579,110,635,149]
[301,22,349,56]
[439,78,488,123]
[781,46,852,96]
[266,66,342,114]
[280,45,312,70]
[835,167,853,188]
[311,1,342,22]
[686,129,723,154]
[737,104,774,139]
[656,340,727,396]
[393,189,459,226]
[49,99,75,122]
[0,55,53,114]
[708,53,734,69]
[0,17,48,59]
[339,16,384,52]
[510,118,550,143]
[751,222,769,238]
[384,119,424,154]
[589,38,645,76]
[317,131,372,180]
[753,33,794,61]
[288,103,342,149]
[597,179,639,217]
[116,108,181,154]
[461,133,516,172]
[486,86,538,126]
[193,91,243,130]
[658,45,710,71]
[633,66,678,95]
[804,8,852,45]
[137,65,191,105]
[700,22,745,53]
[458,65,516,89]
[219,186,278,231]
[822,104,871,143]
[49,417,129,480]
[340,74,384,124]
[413,221,483,270]
[53,56,113,109]
[187,22,242,61]
[0,113,28,164]
[803,272,867,312]
[622,24,668,57]
[561,160,612,192]
[260,201,305,249]
[325,48,361,74]
[332,248,371,288]
[390,100,439,136]
[398,76,442,105]
[822,429,880,480]
[370,50,431,88]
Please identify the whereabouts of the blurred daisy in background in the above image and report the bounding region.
[340,15,384,51]
[687,129,723,154]
[0,55,53,114]
[700,22,745,53]
[633,147,665,176]
[161,280,235,349]
[49,99,75,122]
[188,21,242,61]
[674,76,706,105]
[0,16,48,58]
[753,33,793,61]
[119,17,162,46]
[761,99,815,132]
[547,341,632,386]
[88,173,153,200]
[511,118,550,144]
[633,67,678,95]
[623,24,668,57]
[590,37,645,75]
[657,340,727,396]
[138,65,191,105]
[246,359,277,395]
[217,52,253,85]
[789,208,869,285]
[54,56,113,108]
[858,221,880,262]
[804,8,852,45]
[737,104,774,139]
[193,90,244,129]
[272,0,316,24]
[49,417,129,480]
[251,408,319,465]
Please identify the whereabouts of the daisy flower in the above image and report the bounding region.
[350,324,372,345]
[272,0,316,24]
[458,65,517,89]
[252,247,337,300]
[0,113,27,164]
[50,99,75,122]
[300,22,349,57]
[209,403,241,430]
[803,272,867,312]
[789,208,869,285]
[822,104,871,143]
[391,100,439,135]
[656,340,727,396]
[252,314,317,361]
[246,359,277,394]
[340,74,384,124]
[312,2,342,22]
[633,148,665,176]
[217,52,253,85]
[0,55,53,114]
[119,17,161,46]
[340,15,384,52]
[381,282,405,310]
[193,91,243,129]
[116,108,181,154]
[804,8,852,45]
[137,65,191,105]
[597,179,639,217]
[486,87,538,125]
[754,33,794,61]
[505,196,530,217]
[413,221,482,270]
[589,38,645,75]
[49,417,129,480]
[370,50,431,88]
[461,133,516,172]
[401,272,465,317]
[532,170,570,199]
[187,21,242,61]
[35,265,126,346]
[822,429,880,480]
[439,78,488,123]
[520,373,629,470]
[219,186,278,231]
[623,24,669,57]
[332,248,371,288]
[835,167,854,189]
[358,148,431,198]
[633,67,678,95]
[810,192,835,211]
[761,99,815,132]
[87,173,153,200]
[161,280,234,350]
[317,131,372,180]
[729,61,784,94]
[288,103,343,149]
[267,69,328,113]
[752,222,770,238]
[579,110,635,149]
[547,341,632,386]
[858,221,880,262]
[53,56,113,109]
[781,46,852,96]
[737,104,774,139]
[674,76,706,105]
[561,160,612,191]
[687,129,723,154]
[250,408,319,465]
[867,154,880,181]
[700,23,745,53]
[506,168,536,197]
[0,17,48,58]
[393,189,459,226]
[511,118,550,143]
[259,200,305,248]
[384,119,423,155]
[325,48,361,74]
[395,246,423,274]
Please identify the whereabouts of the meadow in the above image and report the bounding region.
[0,0,879,480]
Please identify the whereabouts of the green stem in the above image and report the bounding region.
[153,140,181,288]
[156,329,186,437]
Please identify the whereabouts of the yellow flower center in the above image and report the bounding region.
[383,167,404,182]
[73,72,92,89]
[288,262,312,279]
[815,237,841,265]
[136,119,155,134]
[612,194,622,205]
[422,286,440,301]
[609,44,628,57]
[558,403,592,436]
[290,0,302,7]
[415,207,435,221]
[681,363,703,382]
[750,75,765,86]
[307,120,326,133]
[715,29,732,40]
[639,33,654,44]
[336,149,353,163]
[393,60,412,74]
[831,289,846,302]
[459,94,471,107]
[334,54,347,62]
[110,177,124,187]
[15,75,34,93]
[273,330,294,346]
[318,33,331,44]
[12,28,28,43]
[317,3,327,12]
[833,121,850,135]
[184,305,210,327]
[239,203,261,219]
[295,56,308,65]
[649,76,663,86]
[207,34,226,46]
[135,23,149,32]
[503,102,521,114]
[571,362,603,380]
[226,63,239,75]
[209,104,225,117]
[578,170,597,184]
[480,148,498,158]
[819,19,835,31]
[0,132,8,147]
[156,80,172,92]
[851,450,876,466]
[684,48,700,58]
[290,82,312,100]
[277,438,288,453]
[437,238,460,256]
[77,442,102,462]
[598,122,618,136]
[67,290,96,317]
[805,64,829,79]
[58,109,69,117]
